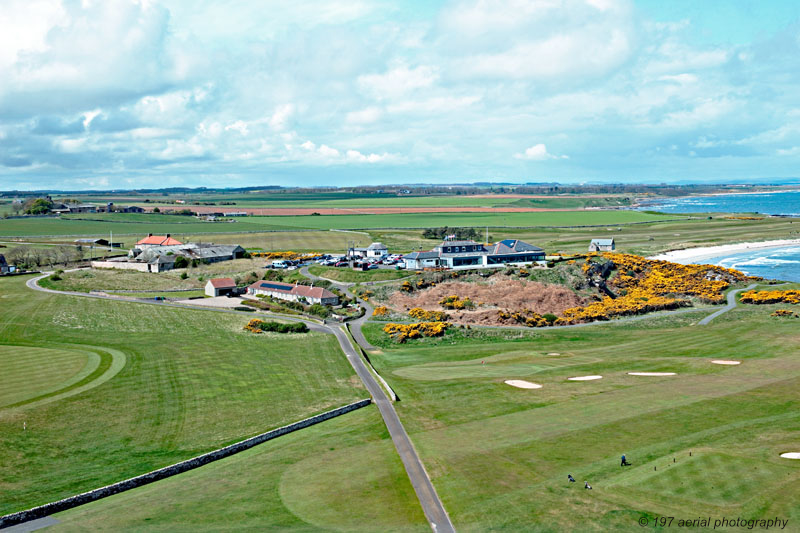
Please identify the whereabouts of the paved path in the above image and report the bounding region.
[25,272,454,532]
[300,266,377,350]
[698,284,757,325]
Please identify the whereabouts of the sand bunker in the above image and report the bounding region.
[711,360,741,365]
[627,372,676,376]
[504,380,542,389]
[568,375,603,381]
[780,452,800,459]
[547,352,561,356]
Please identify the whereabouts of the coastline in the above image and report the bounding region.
[649,239,800,265]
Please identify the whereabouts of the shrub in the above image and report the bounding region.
[439,295,475,310]
[373,306,389,316]
[308,303,331,318]
[408,307,449,321]
[173,256,189,268]
[383,321,450,342]
[49,273,62,281]
[243,318,309,334]
[771,309,798,317]
[180,272,188,279]
[742,290,800,305]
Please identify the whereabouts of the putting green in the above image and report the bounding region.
[393,353,598,381]
[0,344,127,410]
[612,452,792,506]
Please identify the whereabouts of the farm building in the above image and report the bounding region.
[403,239,545,270]
[589,238,615,252]
[74,238,123,248]
[92,242,245,272]
[247,281,339,305]
[0,254,10,274]
[206,278,237,297]
[136,234,183,248]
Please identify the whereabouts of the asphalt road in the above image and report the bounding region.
[26,271,455,533]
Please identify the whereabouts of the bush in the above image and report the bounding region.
[308,303,331,318]
[152,207,160,213]
[180,272,188,279]
[173,256,189,268]
[49,273,62,281]
[243,318,309,334]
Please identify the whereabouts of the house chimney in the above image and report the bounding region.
[148,233,152,237]
[166,234,171,238]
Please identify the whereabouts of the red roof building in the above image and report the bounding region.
[205,277,237,297]
[136,233,183,247]
[247,280,339,305]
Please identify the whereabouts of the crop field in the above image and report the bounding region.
[70,192,633,209]
[50,407,427,531]
[369,216,800,256]
[362,305,800,530]
[0,275,366,515]
[0,210,674,238]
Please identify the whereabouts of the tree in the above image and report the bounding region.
[173,256,189,268]
[23,197,54,215]
[152,207,160,213]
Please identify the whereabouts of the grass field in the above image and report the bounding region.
[369,216,800,256]
[308,265,413,283]
[0,274,367,515]
[51,407,427,532]
[363,306,800,530]
[0,210,674,237]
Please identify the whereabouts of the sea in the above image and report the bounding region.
[641,190,800,282]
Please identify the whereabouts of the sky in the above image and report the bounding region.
[3,0,800,190]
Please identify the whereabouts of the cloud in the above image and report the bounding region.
[514,143,567,160]
[358,65,439,99]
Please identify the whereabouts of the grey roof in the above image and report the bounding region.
[404,251,440,260]
[367,242,388,250]
[590,238,615,246]
[135,243,244,264]
[490,239,544,254]
[0,254,6,266]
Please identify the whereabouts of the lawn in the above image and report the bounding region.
[0,274,366,515]
[308,265,414,283]
[362,306,800,530]
[50,407,427,532]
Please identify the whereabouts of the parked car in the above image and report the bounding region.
[367,264,379,270]
[334,261,349,267]
[395,261,406,270]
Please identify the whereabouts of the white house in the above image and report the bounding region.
[589,238,615,252]
[403,239,545,270]
[365,242,388,258]
[206,277,236,297]
[248,280,339,305]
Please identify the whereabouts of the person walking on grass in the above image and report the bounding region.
[621,454,631,466]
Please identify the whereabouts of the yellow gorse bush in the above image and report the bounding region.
[372,306,389,316]
[558,253,750,324]
[408,307,449,321]
[741,289,800,305]
[383,321,450,342]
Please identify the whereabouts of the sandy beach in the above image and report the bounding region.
[649,239,800,264]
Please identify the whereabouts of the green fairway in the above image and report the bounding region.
[0,275,365,515]
[51,407,427,532]
[363,306,800,530]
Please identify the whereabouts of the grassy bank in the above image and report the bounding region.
[0,275,364,515]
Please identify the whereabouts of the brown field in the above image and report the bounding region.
[388,279,586,325]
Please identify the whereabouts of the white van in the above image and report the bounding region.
[271,260,288,269]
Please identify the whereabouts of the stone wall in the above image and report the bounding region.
[0,399,371,529]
